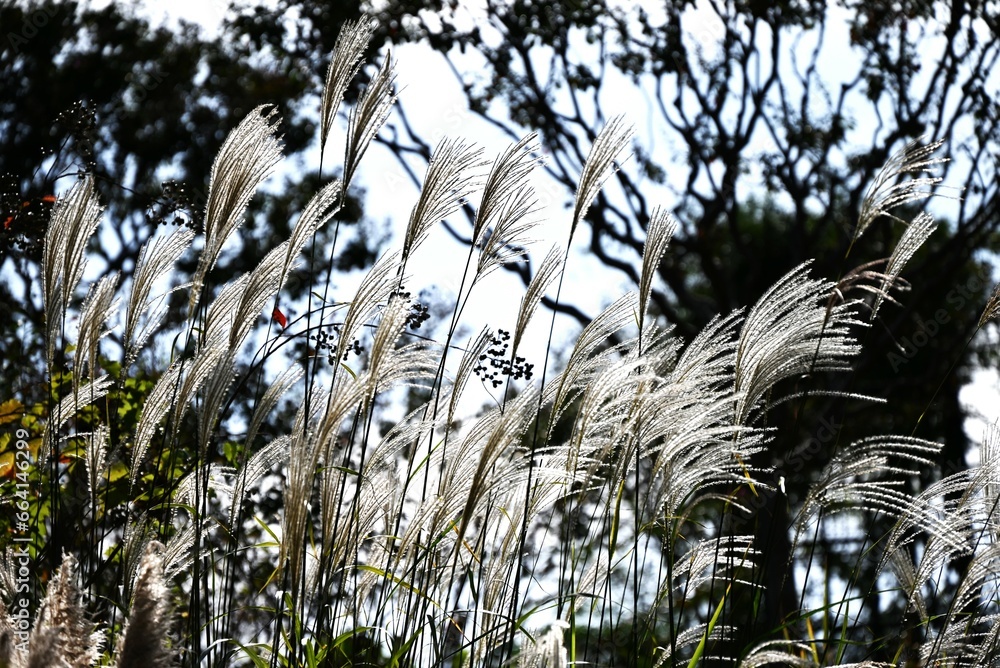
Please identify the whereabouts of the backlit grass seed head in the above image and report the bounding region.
[474,134,542,279]
[870,211,937,320]
[979,282,1000,329]
[113,542,173,668]
[344,52,397,189]
[403,138,487,262]
[571,116,634,239]
[189,105,284,315]
[320,18,377,156]
[853,136,947,244]
[42,175,104,366]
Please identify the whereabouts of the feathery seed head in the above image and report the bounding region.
[853,136,947,244]
[113,541,174,668]
[344,52,397,189]
[979,282,1000,329]
[189,105,284,315]
[571,116,634,239]
[320,18,377,155]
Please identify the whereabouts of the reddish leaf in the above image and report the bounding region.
[272,307,287,328]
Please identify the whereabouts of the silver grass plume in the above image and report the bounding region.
[876,465,986,612]
[740,641,896,668]
[75,272,120,379]
[344,53,397,189]
[129,346,225,485]
[320,18,377,155]
[799,435,941,521]
[172,345,228,425]
[361,295,425,403]
[279,179,342,288]
[45,375,113,439]
[906,449,1000,611]
[433,385,539,553]
[670,535,759,594]
[230,240,288,350]
[280,377,358,587]
[280,396,321,595]
[516,622,568,668]
[922,614,1000,668]
[362,406,439,480]
[564,352,650,479]
[639,208,677,322]
[113,542,173,668]
[202,273,248,348]
[42,176,104,366]
[243,365,302,451]
[447,328,493,427]
[652,625,736,668]
[402,138,487,262]
[174,464,233,504]
[130,363,182,483]
[123,227,194,367]
[833,258,907,309]
[944,543,1000,650]
[734,262,864,425]
[979,282,1000,329]
[512,244,563,355]
[852,136,946,244]
[196,351,239,459]
[351,411,437,587]
[29,553,103,668]
[544,292,637,434]
[670,309,743,389]
[870,211,937,319]
[646,388,759,521]
[230,435,291,530]
[474,134,542,279]
[983,423,1000,544]
[83,424,108,498]
[570,116,634,238]
[118,516,152,604]
[793,436,942,556]
[321,320,433,547]
[318,466,397,597]
[189,105,284,315]
[461,385,539,509]
[161,523,198,581]
[337,250,402,361]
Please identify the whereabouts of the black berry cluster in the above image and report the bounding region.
[342,338,363,360]
[309,324,364,365]
[406,302,430,330]
[389,285,431,331]
[473,329,534,389]
[145,180,202,231]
